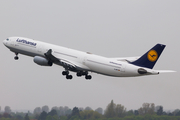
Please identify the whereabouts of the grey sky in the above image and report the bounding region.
[0,0,179,111]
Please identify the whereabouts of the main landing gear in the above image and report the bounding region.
[62,71,73,80]
[76,71,92,80]
[62,70,92,80]
[14,53,19,60]
[85,75,92,80]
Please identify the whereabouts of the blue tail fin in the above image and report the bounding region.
[130,44,166,69]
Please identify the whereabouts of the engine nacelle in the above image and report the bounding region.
[33,56,53,66]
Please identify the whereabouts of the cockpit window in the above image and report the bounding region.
[6,38,9,41]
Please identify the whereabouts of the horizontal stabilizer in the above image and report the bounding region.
[155,70,176,73]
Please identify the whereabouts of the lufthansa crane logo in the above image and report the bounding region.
[147,50,158,62]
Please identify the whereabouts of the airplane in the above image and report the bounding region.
[3,37,175,80]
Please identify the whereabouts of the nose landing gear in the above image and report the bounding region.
[14,53,19,60]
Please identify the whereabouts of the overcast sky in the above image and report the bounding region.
[0,0,179,112]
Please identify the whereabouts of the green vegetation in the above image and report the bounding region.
[1,100,180,120]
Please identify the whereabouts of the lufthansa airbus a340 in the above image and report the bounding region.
[3,37,175,80]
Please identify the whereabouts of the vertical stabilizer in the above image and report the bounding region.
[130,44,166,69]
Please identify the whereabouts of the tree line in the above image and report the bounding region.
[1,100,180,120]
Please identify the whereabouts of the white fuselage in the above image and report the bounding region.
[3,37,158,77]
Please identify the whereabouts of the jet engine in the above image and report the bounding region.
[33,56,53,66]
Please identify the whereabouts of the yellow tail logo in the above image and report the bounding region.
[147,50,158,62]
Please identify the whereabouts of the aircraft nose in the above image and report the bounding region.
[3,39,6,45]
[3,39,8,46]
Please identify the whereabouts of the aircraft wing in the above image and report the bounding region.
[111,56,140,62]
[44,49,89,71]
[44,49,59,63]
